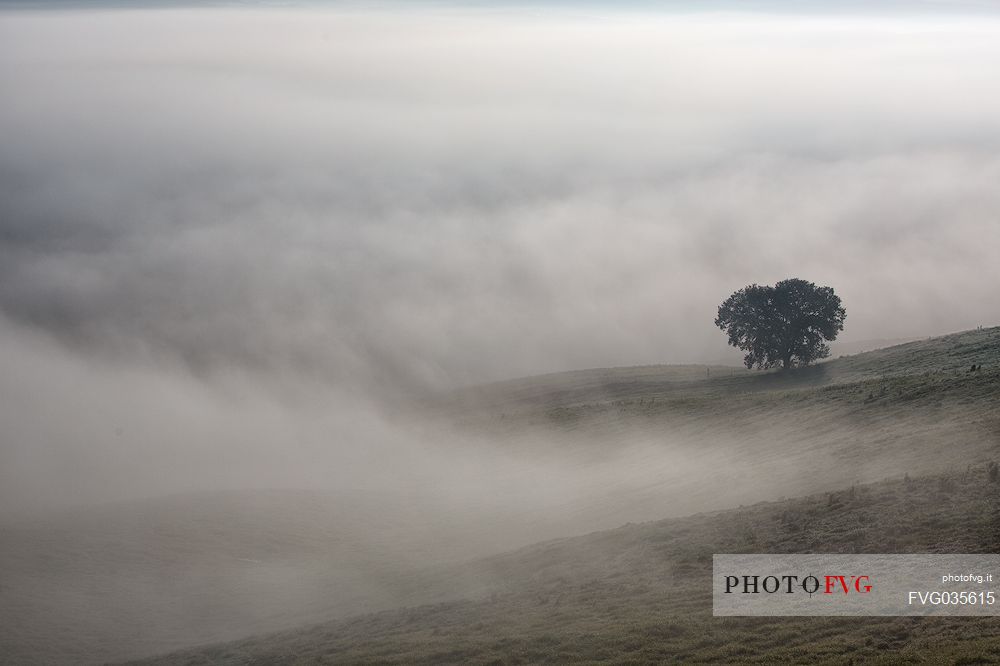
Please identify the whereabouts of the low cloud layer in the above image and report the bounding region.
[1,7,1000,513]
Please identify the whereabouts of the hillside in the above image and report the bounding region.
[3,327,999,664]
[435,326,1000,527]
[445,327,1000,415]
[132,465,1000,665]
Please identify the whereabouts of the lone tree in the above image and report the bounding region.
[715,278,846,370]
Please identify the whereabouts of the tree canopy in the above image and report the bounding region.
[715,278,846,370]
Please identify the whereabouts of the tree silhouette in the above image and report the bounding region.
[715,278,846,370]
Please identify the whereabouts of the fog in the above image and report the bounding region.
[4,8,1000,386]
[4,0,1000,533]
[1,6,1000,661]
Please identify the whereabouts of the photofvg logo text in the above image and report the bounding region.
[713,554,1000,616]
[724,574,872,596]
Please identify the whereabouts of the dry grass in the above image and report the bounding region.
[128,327,1000,665]
[4,327,1000,664]
[133,465,1000,665]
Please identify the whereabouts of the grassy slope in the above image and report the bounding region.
[439,326,1000,528]
[131,327,1000,665]
[447,326,1000,415]
[133,466,1000,665]
[2,328,996,664]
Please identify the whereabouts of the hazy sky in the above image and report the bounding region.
[2,5,1000,513]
